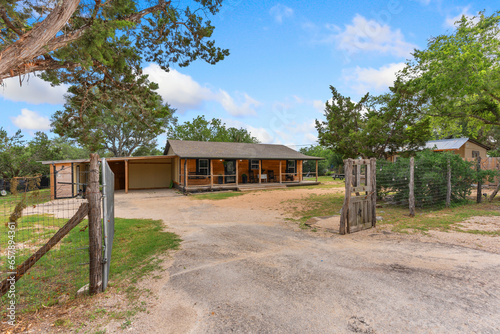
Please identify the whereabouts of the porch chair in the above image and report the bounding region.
[249,170,257,183]
[268,170,276,183]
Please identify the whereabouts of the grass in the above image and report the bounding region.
[1,191,181,320]
[191,192,245,200]
[283,190,500,235]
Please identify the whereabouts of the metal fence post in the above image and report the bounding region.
[446,159,451,207]
[477,157,482,203]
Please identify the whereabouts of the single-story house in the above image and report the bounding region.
[388,138,491,162]
[41,140,324,199]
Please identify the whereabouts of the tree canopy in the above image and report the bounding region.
[299,145,343,175]
[400,11,500,128]
[0,0,229,81]
[51,58,175,156]
[167,116,259,143]
[0,130,62,179]
[315,85,431,159]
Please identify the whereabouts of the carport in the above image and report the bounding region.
[41,155,176,199]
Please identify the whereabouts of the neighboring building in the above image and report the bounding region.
[41,140,323,199]
[388,138,490,162]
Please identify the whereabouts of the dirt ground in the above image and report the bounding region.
[12,187,500,333]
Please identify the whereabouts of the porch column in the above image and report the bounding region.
[279,160,282,184]
[316,160,318,182]
[125,160,129,194]
[184,159,188,189]
[259,160,262,184]
[210,159,213,189]
[236,160,239,186]
[299,161,303,182]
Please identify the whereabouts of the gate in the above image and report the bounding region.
[101,158,115,291]
[340,158,377,234]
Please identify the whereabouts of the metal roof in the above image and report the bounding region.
[164,140,323,160]
[40,155,176,165]
[425,138,490,151]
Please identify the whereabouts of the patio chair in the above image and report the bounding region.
[268,170,276,182]
[249,170,257,183]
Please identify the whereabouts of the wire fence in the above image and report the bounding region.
[376,156,478,209]
[0,173,90,321]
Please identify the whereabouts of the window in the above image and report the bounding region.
[197,159,209,175]
[287,160,296,173]
[250,159,259,170]
[472,151,480,158]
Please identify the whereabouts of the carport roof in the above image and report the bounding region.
[40,155,176,165]
[164,140,324,160]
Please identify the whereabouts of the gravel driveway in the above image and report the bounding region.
[111,189,500,334]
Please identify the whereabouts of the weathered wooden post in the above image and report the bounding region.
[409,157,415,217]
[446,159,451,207]
[477,157,482,203]
[88,153,102,294]
[370,158,377,227]
[340,159,352,235]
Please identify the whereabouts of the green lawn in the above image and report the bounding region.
[1,191,181,317]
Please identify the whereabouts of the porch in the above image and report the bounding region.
[177,158,320,192]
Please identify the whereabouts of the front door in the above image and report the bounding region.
[224,160,236,183]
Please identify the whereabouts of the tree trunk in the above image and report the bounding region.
[0,0,81,80]
[88,153,102,294]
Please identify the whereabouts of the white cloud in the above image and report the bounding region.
[144,64,212,111]
[11,109,51,130]
[313,100,325,113]
[344,62,406,94]
[144,64,260,116]
[332,14,417,58]
[0,75,68,105]
[269,4,294,23]
[444,7,477,28]
[215,90,260,116]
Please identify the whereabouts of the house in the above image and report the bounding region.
[41,140,324,199]
[388,138,491,162]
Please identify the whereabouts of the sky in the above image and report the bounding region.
[0,0,496,151]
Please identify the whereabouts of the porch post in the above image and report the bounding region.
[184,159,188,190]
[236,160,239,186]
[259,160,262,184]
[279,160,282,184]
[210,159,213,189]
[299,161,303,182]
[125,160,129,194]
[315,160,318,182]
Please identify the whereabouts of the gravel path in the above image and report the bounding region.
[106,189,500,334]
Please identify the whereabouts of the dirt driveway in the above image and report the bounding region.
[107,189,500,333]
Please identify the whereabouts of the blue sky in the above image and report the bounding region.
[0,0,495,151]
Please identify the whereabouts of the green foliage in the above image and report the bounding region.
[167,116,259,143]
[377,150,497,207]
[299,145,343,175]
[1,1,229,80]
[51,41,176,156]
[316,85,431,159]
[0,129,62,179]
[401,11,500,129]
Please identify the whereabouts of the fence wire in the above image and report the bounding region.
[0,173,90,321]
[376,158,475,208]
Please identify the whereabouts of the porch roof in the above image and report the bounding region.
[165,140,323,160]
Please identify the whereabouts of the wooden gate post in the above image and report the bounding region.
[88,153,102,294]
[409,157,415,217]
[370,158,377,227]
[340,159,352,235]
[446,160,451,207]
[477,157,482,203]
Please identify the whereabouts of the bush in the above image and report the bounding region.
[377,150,497,207]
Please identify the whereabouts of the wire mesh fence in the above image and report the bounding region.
[377,153,481,210]
[0,173,90,321]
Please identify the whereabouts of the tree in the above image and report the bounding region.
[0,130,61,179]
[315,85,431,159]
[0,0,229,80]
[400,11,500,128]
[52,69,175,156]
[300,145,343,175]
[167,116,259,143]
